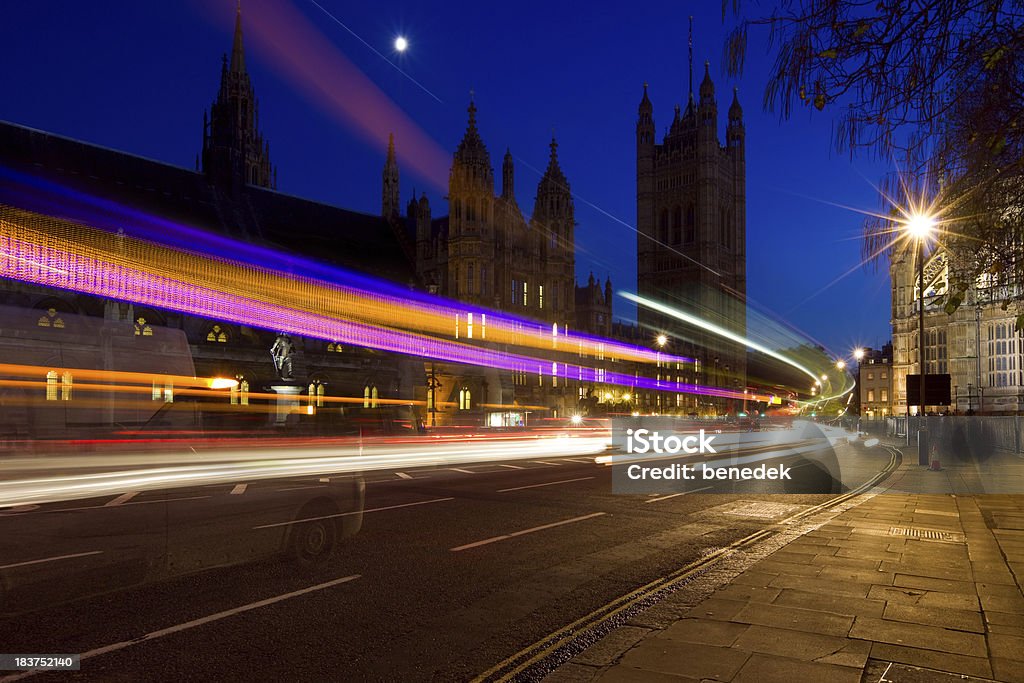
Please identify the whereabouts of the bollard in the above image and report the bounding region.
[918,427,929,466]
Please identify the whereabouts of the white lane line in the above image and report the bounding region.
[497,477,595,493]
[253,496,454,530]
[643,486,713,503]
[104,491,138,507]
[496,464,523,470]
[0,575,361,679]
[565,458,595,464]
[449,467,475,474]
[277,485,324,492]
[52,496,210,513]
[230,484,247,495]
[395,472,413,480]
[450,512,607,552]
[0,550,103,571]
[533,461,562,466]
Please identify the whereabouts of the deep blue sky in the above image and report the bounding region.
[0,0,894,359]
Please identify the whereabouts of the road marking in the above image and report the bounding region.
[565,458,595,464]
[533,460,562,466]
[496,464,523,469]
[104,491,138,507]
[451,512,606,552]
[395,472,413,480]
[449,467,475,474]
[230,484,247,495]
[0,574,362,680]
[643,486,713,503]
[0,550,103,571]
[253,497,454,530]
[497,477,595,493]
[276,485,324,492]
[49,496,210,514]
[318,477,331,483]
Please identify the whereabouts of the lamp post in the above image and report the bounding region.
[906,212,935,464]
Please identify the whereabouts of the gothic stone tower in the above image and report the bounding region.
[201,3,276,193]
[636,62,747,410]
[531,138,576,326]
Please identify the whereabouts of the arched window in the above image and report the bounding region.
[459,387,472,410]
[371,386,379,408]
[61,371,73,401]
[467,264,475,295]
[364,385,379,408]
[37,308,66,329]
[206,325,229,343]
[685,205,695,243]
[672,206,682,244]
[232,375,250,405]
[135,317,153,336]
[45,370,58,401]
[307,381,325,407]
[659,209,669,243]
[327,342,343,353]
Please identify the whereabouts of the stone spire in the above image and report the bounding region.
[382,133,400,219]
[230,1,246,74]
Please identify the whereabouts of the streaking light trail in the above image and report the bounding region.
[621,292,854,401]
[0,205,758,402]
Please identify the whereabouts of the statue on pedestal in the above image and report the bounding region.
[271,333,296,381]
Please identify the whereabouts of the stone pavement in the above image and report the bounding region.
[547,453,1024,682]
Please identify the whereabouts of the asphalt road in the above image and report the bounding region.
[0,438,894,682]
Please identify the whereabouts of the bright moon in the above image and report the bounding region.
[394,36,408,52]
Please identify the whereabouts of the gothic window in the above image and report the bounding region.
[926,330,947,374]
[307,381,325,407]
[454,198,461,220]
[459,387,472,410]
[37,308,66,329]
[135,317,153,336]
[232,375,250,405]
[672,206,682,244]
[481,266,488,296]
[45,370,58,401]
[61,371,73,401]
[539,285,544,310]
[685,205,695,243]
[480,197,487,222]
[987,323,1017,387]
[467,264,475,295]
[659,209,669,243]
[523,281,529,307]
[206,325,229,343]
[511,279,518,305]
[326,342,343,353]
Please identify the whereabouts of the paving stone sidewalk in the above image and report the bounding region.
[548,459,1024,682]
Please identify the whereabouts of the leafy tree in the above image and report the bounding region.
[723,1,1024,321]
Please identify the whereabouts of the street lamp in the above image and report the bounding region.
[835,360,846,370]
[906,211,935,465]
[853,348,865,361]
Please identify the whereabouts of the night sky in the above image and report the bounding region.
[0,0,894,360]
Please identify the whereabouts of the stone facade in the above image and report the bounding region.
[635,62,747,414]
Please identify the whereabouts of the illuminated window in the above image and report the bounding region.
[327,342,343,353]
[467,312,474,339]
[45,370,58,401]
[152,381,162,401]
[134,317,153,336]
[308,381,325,407]
[523,281,528,307]
[539,285,544,310]
[37,308,65,329]
[481,314,486,339]
[163,382,174,403]
[61,372,73,401]
[459,387,472,410]
[867,389,875,402]
[206,325,228,343]
[232,376,250,405]
[552,362,558,388]
[364,385,379,408]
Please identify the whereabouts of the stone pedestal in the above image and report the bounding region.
[268,384,304,425]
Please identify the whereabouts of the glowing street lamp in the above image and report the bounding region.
[853,348,865,361]
[655,334,668,348]
[903,209,937,465]
[394,36,409,52]
[835,360,846,370]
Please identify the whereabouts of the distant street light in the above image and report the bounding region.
[853,348,865,361]
[394,36,409,52]
[656,334,668,347]
[836,360,846,370]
